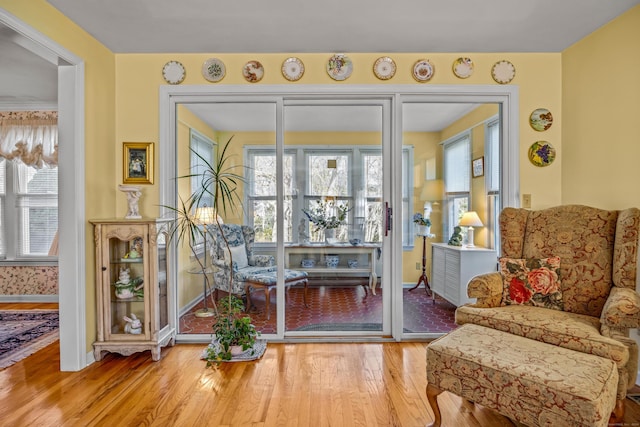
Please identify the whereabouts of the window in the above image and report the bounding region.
[0,158,58,259]
[485,117,501,251]
[245,146,413,247]
[246,150,295,242]
[190,129,215,209]
[443,132,471,236]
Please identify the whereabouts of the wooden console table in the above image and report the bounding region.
[285,244,380,295]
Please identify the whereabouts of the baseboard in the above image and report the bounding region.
[179,293,205,317]
[0,295,58,303]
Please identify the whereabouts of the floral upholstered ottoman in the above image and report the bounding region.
[243,269,308,320]
[426,324,618,427]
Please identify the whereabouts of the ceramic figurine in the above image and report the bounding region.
[448,226,463,246]
[123,313,142,334]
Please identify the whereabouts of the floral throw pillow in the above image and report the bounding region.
[500,257,563,310]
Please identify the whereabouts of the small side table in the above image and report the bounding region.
[409,233,435,302]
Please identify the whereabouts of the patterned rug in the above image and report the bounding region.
[0,310,59,369]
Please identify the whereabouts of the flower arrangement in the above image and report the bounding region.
[413,212,432,227]
[303,200,350,231]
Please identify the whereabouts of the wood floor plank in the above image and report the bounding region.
[2,303,640,426]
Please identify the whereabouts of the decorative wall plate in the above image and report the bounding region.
[281,57,305,81]
[243,60,264,83]
[373,56,396,80]
[528,141,556,167]
[202,58,226,82]
[326,54,353,81]
[452,57,474,79]
[412,59,434,82]
[491,60,516,84]
[162,60,185,85]
[529,108,554,131]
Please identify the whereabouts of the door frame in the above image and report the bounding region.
[0,9,87,370]
[159,84,519,342]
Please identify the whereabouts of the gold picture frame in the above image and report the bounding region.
[123,142,154,184]
[472,156,484,178]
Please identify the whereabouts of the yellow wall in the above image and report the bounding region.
[175,105,219,309]
[14,0,625,347]
[562,5,640,210]
[0,0,116,351]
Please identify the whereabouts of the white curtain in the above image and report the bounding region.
[0,111,58,168]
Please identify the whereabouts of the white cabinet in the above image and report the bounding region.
[431,243,497,306]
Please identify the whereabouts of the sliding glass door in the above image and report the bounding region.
[282,102,389,336]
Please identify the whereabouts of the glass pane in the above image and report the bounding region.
[284,103,384,334]
[176,102,277,336]
[109,234,146,338]
[17,196,57,256]
[157,229,169,330]
[308,154,349,196]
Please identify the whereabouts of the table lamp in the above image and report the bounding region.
[459,211,483,248]
[194,206,217,317]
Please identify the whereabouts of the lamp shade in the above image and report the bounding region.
[420,179,444,201]
[459,211,483,228]
[194,206,217,225]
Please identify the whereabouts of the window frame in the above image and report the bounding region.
[245,145,413,248]
[0,158,59,262]
[442,131,471,238]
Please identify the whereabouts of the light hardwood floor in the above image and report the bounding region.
[2,304,639,426]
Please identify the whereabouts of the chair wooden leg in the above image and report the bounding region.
[243,283,253,314]
[610,398,625,422]
[264,285,271,320]
[303,279,308,307]
[426,383,442,427]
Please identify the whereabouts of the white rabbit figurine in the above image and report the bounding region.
[123,313,142,334]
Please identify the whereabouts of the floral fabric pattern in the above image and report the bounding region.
[459,205,640,400]
[427,324,618,427]
[210,224,276,295]
[0,266,58,295]
[500,257,563,310]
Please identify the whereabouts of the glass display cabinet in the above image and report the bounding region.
[90,218,175,361]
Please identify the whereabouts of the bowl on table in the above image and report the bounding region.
[324,255,340,268]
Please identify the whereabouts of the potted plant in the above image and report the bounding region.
[413,212,432,236]
[302,199,350,243]
[202,295,260,366]
[164,136,261,365]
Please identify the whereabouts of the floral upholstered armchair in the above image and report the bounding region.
[209,224,276,297]
[455,205,640,416]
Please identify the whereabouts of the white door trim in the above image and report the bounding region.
[0,9,87,371]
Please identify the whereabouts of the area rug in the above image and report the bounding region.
[295,322,412,333]
[0,310,59,369]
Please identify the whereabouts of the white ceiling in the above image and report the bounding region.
[45,0,640,54]
[186,102,481,132]
[2,1,638,129]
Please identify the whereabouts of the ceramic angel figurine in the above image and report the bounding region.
[118,184,142,219]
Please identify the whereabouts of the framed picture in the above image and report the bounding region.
[123,142,154,184]
[472,156,484,178]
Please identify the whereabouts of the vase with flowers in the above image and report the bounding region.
[413,212,432,236]
[302,199,350,243]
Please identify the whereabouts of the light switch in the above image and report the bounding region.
[522,194,531,208]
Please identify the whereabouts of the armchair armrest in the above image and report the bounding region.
[250,254,275,267]
[466,272,503,308]
[212,258,236,272]
[601,286,640,330]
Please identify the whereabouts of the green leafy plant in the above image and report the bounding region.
[412,212,431,227]
[163,136,260,365]
[203,295,260,366]
[302,199,350,231]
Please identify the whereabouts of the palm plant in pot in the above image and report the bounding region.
[164,136,260,366]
